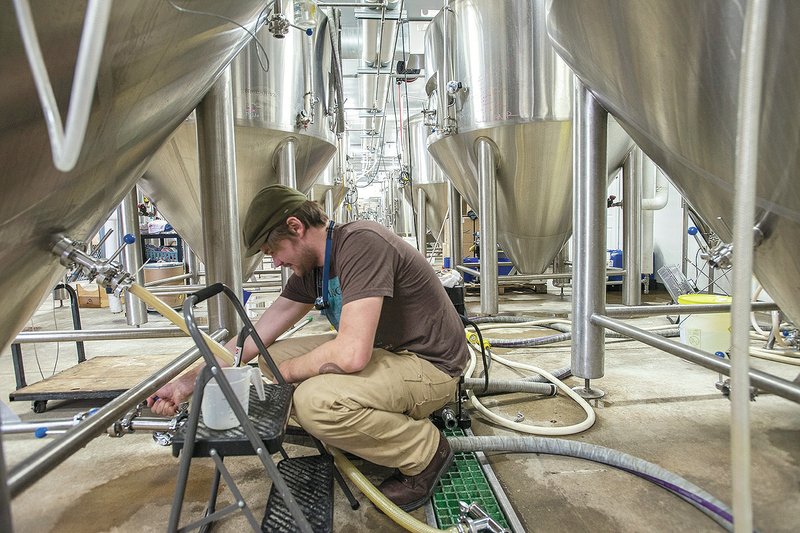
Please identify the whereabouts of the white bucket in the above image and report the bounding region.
[677,293,732,355]
[201,366,266,430]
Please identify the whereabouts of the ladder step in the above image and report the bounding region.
[262,455,334,533]
[172,383,294,457]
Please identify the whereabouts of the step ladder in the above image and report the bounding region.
[168,283,358,532]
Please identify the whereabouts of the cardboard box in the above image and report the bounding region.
[76,283,109,308]
[462,216,479,260]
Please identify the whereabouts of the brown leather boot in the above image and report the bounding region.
[377,433,454,511]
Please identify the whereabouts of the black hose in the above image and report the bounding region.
[460,314,489,393]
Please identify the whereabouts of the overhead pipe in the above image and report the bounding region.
[117,187,148,326]
[196,66,243,338]
[571,80,608,398]
[476,137,499,315]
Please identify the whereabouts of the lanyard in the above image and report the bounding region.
[316,220,335,310]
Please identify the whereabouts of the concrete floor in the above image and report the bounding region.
[1,283,799,532]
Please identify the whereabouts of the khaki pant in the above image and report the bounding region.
[259,334,459,475]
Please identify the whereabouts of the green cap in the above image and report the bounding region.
[242,184,308,256]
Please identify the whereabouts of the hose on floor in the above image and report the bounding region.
[464,344,596,435]
[448,435,734,531]
[329,447,459,533]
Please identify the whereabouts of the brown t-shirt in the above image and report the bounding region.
[281,221,468,376]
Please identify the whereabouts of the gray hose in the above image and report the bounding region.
[521,366,572,383]
[486,327,681,348]
[462,378,557,396]
[448,435,733,531]
[469,315,544,324]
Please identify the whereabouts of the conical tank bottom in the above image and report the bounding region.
[547,0,800,324]
[429,121,573,274]
[0,2,265,353]
[139,119,336,278]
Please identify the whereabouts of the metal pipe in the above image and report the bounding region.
[144,273,194,287]
[730,1,770,528]
[277,138,299,289]
[7,330,228,497]
[416,187,427,254]
[118,187,148,326]
[476,137,498,315]
[439,1,454,133]
[197,66,242,338]
[455,268,627,282]
[328,8,346,134]
[447,181,462,268]
[455,265,480,278]
[318,1,387,7]
[681,199,689,277]
[147,280,281,293]
[14,326,208,343]
[1,420,84,434]
[572,80,608,380]
[0,421,11,532]
[592,315,800,403]
[622,151,642,305]
[147,287,279,296]
[301,23,315,125]
[184,242,200,285]
[324,189,335,220]
[605,302,778,318]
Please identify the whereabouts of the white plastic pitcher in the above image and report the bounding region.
[677,293,733,354]
[201,366,266,430]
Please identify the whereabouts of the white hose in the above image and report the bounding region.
[749,348,800,366]
[771,311,789,347]
[465,344,596,435]
[12,0,111,172]
[750,285,768,337]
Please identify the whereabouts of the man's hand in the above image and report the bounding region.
[147,376,194,416]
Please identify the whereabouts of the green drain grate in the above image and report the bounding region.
[433,429,510,530]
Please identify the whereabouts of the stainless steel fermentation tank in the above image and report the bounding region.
[425,0,632,275]
[403,113,449,250]
[0,1,265,353]
[309,159,346,219]
[139,1,338,277]
[382,178,416,237]
[546,0,800,325]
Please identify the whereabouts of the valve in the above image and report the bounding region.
[458,501,508,533]
[52,234,135,294]
[706,242,733,270]
[447,80,464,95]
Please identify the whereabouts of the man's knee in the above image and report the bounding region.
[293,377,349,433]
